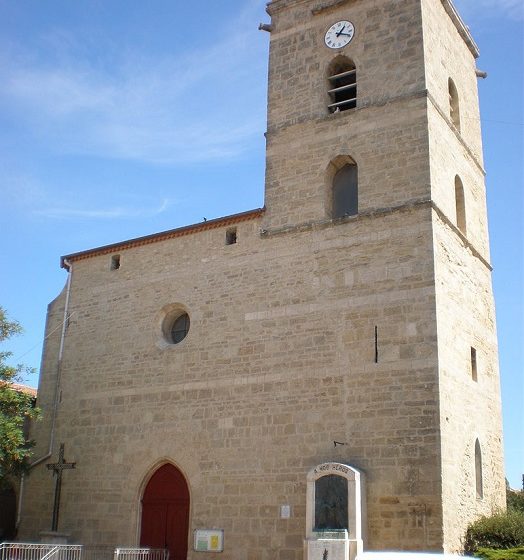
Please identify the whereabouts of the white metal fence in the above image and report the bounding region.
[0,545,167,560]
[0,544,82,560]
[114,549,167,560]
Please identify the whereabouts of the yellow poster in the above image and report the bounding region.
[210,535,219,550]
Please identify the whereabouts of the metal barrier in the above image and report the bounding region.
[113,549,168,560]
[0,545,167,560]
[0,544,82,560]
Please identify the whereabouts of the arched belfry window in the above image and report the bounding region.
[449,78,461,131]
[328,58,357,113]
[332,161,358,219]
[455,175,466,235]
[475,439,483,499]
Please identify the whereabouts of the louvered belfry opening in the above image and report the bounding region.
[328,58,357,113]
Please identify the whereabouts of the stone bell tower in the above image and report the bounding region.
[262,0,505,553]
[263,0,430,231]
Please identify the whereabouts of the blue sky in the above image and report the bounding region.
[0,1,522,489]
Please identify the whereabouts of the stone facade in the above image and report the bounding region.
[20,0,505,557]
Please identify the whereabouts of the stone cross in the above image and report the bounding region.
[46,443,76,531]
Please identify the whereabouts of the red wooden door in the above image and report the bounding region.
[140,464,190,560]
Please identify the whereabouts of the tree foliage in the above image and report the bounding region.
[506,488,524,514]
[464,509,524,553]
[0,306,40,484]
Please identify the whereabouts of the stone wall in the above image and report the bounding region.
[433,212,506,552]
[23,206,443,557]
[421,0,505,550]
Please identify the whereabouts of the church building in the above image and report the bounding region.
[20,0,505,558]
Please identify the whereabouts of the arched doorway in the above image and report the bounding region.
[0,483,17,540]
[140,464,190,560]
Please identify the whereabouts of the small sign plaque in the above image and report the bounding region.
[280,504,291,519]
[193,529,224,552]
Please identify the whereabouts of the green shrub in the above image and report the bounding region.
[507,489,524,514]
[474,547,524,559]
[464,510,524,553]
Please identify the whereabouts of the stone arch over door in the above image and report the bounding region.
[140,463,190,560]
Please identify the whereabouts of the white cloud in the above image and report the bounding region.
[453,0,523,21]
[0,162,176,221]
[0,166,46,207]
[34,198,172,220]
[0,2,268,165]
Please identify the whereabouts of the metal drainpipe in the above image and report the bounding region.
[16,258,73,530]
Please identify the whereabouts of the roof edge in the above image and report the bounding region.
[268,0,479,58]
[3,382,38,398]
[61,207,266,270]
[441,0,480,58]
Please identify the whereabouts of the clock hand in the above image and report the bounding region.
[336,25,346,37]
[337,32,352,37]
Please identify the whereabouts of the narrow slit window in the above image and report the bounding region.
[374,326,378,363]
[226,228,237,245]
[448,78,461,131]
[475,439,483,499]
[471,347,478,382]
[110,255,121,270]
[455,176,467,235]
[328,59,357,113]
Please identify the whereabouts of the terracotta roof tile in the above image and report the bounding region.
[3,382,38,398]
[61,207,265,270]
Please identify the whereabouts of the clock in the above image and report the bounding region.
[324,20,355,49]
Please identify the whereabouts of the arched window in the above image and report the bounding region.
[332,162,358,218]
[448,78,461,131]
[455,175,466,235]
[475,439,483,499]
[328,58,357,113]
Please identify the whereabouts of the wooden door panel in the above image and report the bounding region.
[140,503,167,549]
[140,464,190,560]
[166,504,189,560]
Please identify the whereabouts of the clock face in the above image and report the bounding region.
[324,20,355,49]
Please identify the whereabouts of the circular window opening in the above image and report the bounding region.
[169,312,190,344]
